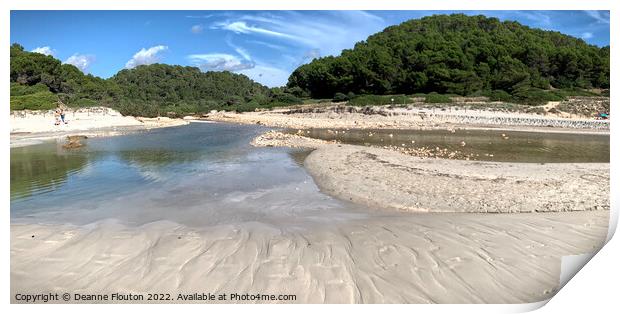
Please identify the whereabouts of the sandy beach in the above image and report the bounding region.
[10,107,189,147]
[11,210,609,304]
[304,144,609,213]
[10,107,611,304]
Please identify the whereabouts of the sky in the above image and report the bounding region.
[10,10,610,87]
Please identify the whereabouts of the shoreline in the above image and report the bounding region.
[10,107,189,147]
[201,106,609,135]
[249,129,609,214]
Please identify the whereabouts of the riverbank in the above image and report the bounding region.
[10,107,189,147]
[305,144,609,213]
[11,209,608,303]
[203,105,609,134]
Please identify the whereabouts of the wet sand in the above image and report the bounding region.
[11,210,608,303]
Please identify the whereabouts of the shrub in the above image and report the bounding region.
[424,92,452,104]
[10,90,58,110]
[485,90,513,102]
[511,88,564,105]
[348,94,410,106]
[332,92,348,102]
[10,82,50,96]
[271,93,302,104]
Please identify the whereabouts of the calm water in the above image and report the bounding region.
[10,123,368,227]
[11,123,609,227]
[293,128,610,163]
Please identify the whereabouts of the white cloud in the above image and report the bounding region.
[191,24,204,34]
[584,11,610,24]
[64,54,95,72]
[187,53,255,72]
[125,45,168,69]
[31,46,55,56]
[581,32,594,39]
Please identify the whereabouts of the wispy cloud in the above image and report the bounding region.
[515,11,552,27]
[214,21,309,45]
[581,32,594,39]
[225,38,252,61]
[191,24,204,34]
[64,54,95,72]
[211,11,386,56]
[125,45,168,69]
[186,14,216,19]
[584,11,610,24]
[202,11,387,86]
[31,46,55,56]
[245,40,287,51]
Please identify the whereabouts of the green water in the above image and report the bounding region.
[292,128,610,163]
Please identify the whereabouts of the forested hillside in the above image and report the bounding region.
[10,14,610,115]
[10,44,301,116]
[287,14,610,102]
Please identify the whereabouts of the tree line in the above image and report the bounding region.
[287,14,610,104]
[10,43,302,116]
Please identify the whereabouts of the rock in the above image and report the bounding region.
[63,135,87,149]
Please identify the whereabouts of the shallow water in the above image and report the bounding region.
[11,123,609,227]
[10,123,369,227]
[293,128,609,163]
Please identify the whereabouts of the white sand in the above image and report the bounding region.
[304,144,609,213]
[11,210,608,303]
[10,107,188,147]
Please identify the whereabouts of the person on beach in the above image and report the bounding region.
[60,107,67,124]
[54,107,61,125]
[56,100,68,125]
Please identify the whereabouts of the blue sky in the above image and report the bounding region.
[11,10,610,87]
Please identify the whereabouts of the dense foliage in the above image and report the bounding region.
[10,43,301,116]
[288,14,610,103]
[10,43,118,110]
[110,64,276,116]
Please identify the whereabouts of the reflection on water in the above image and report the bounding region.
[10,123,369,227]
[11,122,610,228]
[293,128,610,163]
[11,143,90,200]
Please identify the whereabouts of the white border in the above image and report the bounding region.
[2,1,616,313]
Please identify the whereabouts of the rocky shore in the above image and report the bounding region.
[204,104,609,133]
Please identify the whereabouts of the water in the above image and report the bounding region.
[11,123,609,227]
[293,128,609,163]
[10,123,369,227]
